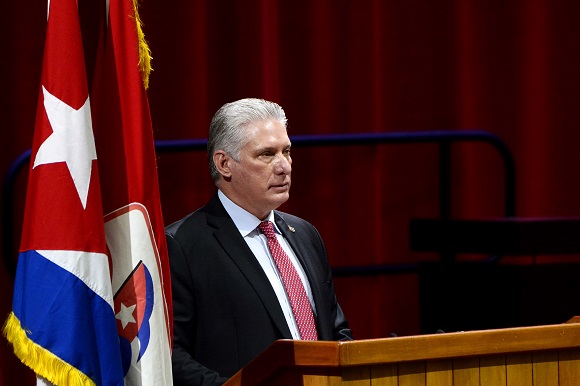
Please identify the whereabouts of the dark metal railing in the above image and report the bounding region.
[2,130,516,278]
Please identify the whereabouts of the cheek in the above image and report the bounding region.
[245,164,272,180]
[233,161,273,186]
[235,167,266,189]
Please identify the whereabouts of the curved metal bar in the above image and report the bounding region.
[153,130,516,216]
[1,131,516,278]
[154,138,207,153]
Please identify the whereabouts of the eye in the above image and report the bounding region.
[258,151,274,159]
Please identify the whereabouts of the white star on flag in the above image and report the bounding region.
[34,85,97,209]
[115,302,137,329]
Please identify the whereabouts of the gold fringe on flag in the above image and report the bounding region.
[132,0,152,89]
[3,312,95,386]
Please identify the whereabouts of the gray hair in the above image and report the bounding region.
[208,98,288,183]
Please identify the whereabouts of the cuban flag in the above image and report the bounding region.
[3,0,173,384]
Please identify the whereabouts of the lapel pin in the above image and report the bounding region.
[288,225,296,233]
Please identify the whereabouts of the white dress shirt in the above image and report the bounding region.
[218,190,316,339]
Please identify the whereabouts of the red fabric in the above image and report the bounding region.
[4,1,580,384]
[2,0,173,383]
[7,0,125,382]
[19,0,107,254]
[91,0,173,382]
[91,0,173,337]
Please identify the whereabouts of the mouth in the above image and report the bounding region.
[270,182,290,192]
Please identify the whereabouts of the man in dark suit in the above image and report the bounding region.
[166,98,353,385]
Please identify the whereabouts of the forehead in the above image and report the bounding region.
[243,120,290,148]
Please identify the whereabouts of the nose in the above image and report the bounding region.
[274,153,292,175]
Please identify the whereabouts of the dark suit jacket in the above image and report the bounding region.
[166,193,352,385]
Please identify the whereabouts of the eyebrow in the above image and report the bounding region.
[255,143,291,153]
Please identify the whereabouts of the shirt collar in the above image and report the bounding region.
[218,190,279,237]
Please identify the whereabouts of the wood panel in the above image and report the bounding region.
[302,369,344,386]
[369,364,397,386]
[425,359,452,386]
[480,355,506,384]
[452,357,479,386]
[342,366,370,386]
[532,351,558,386]
[398,361,426,386]
[506,353,532,386]
[302,375,338,386]
[559,348,580,386]
[225,321,580,385]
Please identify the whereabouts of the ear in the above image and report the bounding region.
[213,150,232,178]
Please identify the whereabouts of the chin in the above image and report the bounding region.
[269,193,290,209]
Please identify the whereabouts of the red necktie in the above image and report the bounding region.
[258,221,318,340]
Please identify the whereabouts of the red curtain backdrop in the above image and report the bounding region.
[4,1,580,384]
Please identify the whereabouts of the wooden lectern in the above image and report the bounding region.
[225,318,580,385]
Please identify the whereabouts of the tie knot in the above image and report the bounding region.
[258,221,276,239]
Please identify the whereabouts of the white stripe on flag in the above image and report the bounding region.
[36,249,113,308]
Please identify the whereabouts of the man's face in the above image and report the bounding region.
[226,119,292,219]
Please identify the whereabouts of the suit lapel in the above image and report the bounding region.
[205,195,292,339]
[274,214,320,286]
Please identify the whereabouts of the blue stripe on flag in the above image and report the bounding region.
[12,250,124,386]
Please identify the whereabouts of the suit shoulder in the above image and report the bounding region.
[165,207,208,239]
